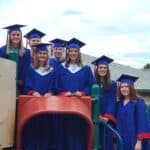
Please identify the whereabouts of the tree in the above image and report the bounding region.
[144,63,150,69]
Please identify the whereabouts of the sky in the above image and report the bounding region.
[0,0,150,68]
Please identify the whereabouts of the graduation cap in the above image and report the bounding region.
[35,43,50,53]
[24,28,45,40]
[3,24,26,33]
[67,38,85,49]
[91,55,113,66]
[117,74,138,85]
[49,38,67,48]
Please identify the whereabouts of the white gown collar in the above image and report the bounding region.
[35,67,53,76]
[62,63,82,73]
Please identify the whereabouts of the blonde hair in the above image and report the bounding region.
[32,52,50,71]
[6,31,24,56]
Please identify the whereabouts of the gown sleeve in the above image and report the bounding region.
[82,66,95,96]
[22,66,35,95]
[135,99,150,140]
[0,46,6,58]
[55,65,65,95]
[103,81,117,124]
[47,69,57,94]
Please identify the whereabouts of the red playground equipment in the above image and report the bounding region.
[16,95,94,150]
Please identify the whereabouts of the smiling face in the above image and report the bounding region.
[10,31,22,44]
[29,38,41,47]
[97,64,108,77]
[37,51,48,64]
[53,47,64,59]
[120,83,130,98]
[29,38,41,56]
[68,48,79,63]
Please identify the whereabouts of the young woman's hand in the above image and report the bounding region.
[64,91,72,96]
[99,115,109,123]
[44,93,52,97]
[74,91,82,97]
[33,92,41,97]
[134,140,142,150]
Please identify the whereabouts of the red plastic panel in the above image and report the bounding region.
[16,95,94,150]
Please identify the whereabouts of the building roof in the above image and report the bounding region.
[110,63,150,92]
[82,53,150,92]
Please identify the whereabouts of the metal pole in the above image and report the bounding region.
[101,121,124,150]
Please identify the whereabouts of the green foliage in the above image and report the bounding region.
[144,63,150,69]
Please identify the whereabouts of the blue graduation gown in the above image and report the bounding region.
[0,45,31,82]
[49,58,65,69]
[99,80,117,122]
[56,64,94,95]
[116,99,150,150]
[23,66,56,95]
[99,81,117,150]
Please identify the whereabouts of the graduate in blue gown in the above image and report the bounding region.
[92,55,117,150]
[116,74,150,150]
[24,28,45,64]
[56,38,94,96]
[22,43,57,150]
[56,38,94,150]
[23,43,56,96]
[49,38,67,69]
[0,24,31,91]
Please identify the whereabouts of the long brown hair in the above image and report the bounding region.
[117,84,138,101]
[95,66,112,91]
[65,50,83,67]
[6,31,24,56]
